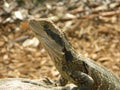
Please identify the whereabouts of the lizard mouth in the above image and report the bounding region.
[29,19,64,60]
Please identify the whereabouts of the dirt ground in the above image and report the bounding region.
[0,0,120,80]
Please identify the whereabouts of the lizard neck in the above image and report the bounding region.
[46,31,77,64]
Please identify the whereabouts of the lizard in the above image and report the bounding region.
[28,19,120,90]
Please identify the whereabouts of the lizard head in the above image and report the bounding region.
[29,19,75,63]
[29,19,67,61]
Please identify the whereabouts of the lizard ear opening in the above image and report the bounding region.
[62,47,73,61]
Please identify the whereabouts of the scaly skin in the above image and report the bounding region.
[29,19,120,90]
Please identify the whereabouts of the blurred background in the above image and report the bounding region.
[0,0,120,80]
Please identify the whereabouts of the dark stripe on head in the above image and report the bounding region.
[44,24,65,47]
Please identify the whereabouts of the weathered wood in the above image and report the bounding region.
[0,78,76,90]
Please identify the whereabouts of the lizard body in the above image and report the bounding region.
[29,19,120,90]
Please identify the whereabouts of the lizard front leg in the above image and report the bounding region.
[58,77,68,86]
[71,71,94,90]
